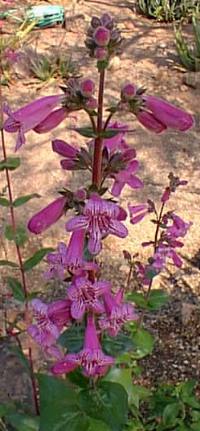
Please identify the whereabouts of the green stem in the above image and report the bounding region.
[92,69,105,188]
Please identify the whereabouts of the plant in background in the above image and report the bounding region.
[0,12,195,431]
[21,48,78,82]
[137,0,200,22]
[175,14,200,71]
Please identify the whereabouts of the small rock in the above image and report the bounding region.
[183,72,200,89]
[159,42,167,49]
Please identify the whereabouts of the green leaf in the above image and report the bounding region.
[0,259,18,268]
[23,248,54,272]
[147,289,169,310]
[130,384,151,409]
[0,402,16,418]
[7,276,25,302]
[127,292,147,309]
[79,381,128,431]
[58,324,84,352]
[104,368,133,403]
[0,197,10,206]
[103,332,134,357]
[38,374,89,431]
[162,402,181,426]
[75,127,96,138]
[6,413,39,431]
[5,224,28,246]
[88,419,110,431]
[13,193,40,207]
[132,328,154,359]
[100,129,122,139]
[0,157,20,171]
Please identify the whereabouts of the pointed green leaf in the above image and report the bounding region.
[163,402,181,426]
[23,248,54,272]
[127,292,147,309]
[0,157,21,171]
[13,193,40,207]
[147,289,169,310]
[104,368,133,402]
[6,413,39,431]
[79,381,128,431]
[88,419,110,431]
[75,127,96,138]
[103,332,134,357]
[0,402,16,418]
[7,276,25,302]
[0,197,10,207]
[0,259,18,268]
[38,374,89,431]
[58,324,84,352]
[132,328,154,359]
[5,224,28,246]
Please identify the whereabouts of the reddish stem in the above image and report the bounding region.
[0,68,39,415]
[92,69,105,188]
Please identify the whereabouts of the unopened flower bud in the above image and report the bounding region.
[121,83,137,101]
[101,13,113,28]
[94,26,110,47]
[85,97,97,111]
[91,16,101,28]
[80,79,95,98]
[74,188,87,201]
[94,47,108,60]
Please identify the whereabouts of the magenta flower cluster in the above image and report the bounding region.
[3,13,194,379]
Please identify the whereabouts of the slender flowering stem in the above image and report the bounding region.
[0,65,39,415]
[103,111,114,131]
[92,69,105,188]
[139,201,166,326]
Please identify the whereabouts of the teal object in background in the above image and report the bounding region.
[26,5,65,28]
[0,5,65,28]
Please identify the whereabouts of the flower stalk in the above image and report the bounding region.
[92,69,105,188]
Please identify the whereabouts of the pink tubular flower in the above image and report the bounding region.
[144,95,194,132]
[45,230,98,279]
[28,196,68,234]
[111,159,143,197]
[99,288,137,336]
[66,194,128,255]
[129,201,154,224]
[52,139,79,170]
[28,298,71,354]
[45,242,68,280]
[52,315,114,377]
[33,107,69,134]
[67,276,110,320]
[137,111,166,134]
[3,95,63,150]
[103,121,129,154]
[165,213,192,239]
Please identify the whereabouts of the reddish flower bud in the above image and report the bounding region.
[94,26,110,47]
[85,97,97,111]
[121,83,137,101]
[80,79,95,98]
[94,47,108,60]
